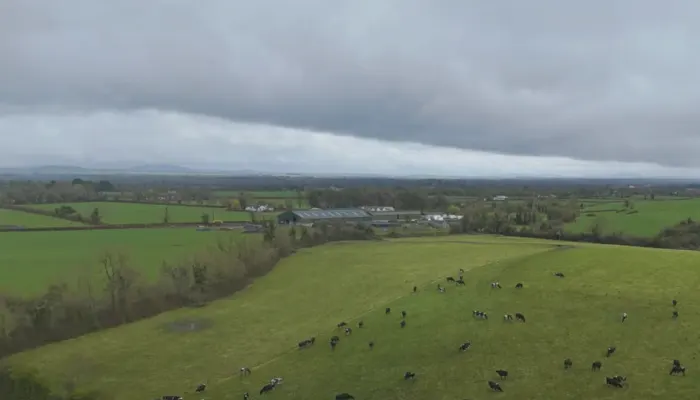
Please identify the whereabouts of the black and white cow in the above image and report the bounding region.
[488,381,503,392]
[459,341,471,351]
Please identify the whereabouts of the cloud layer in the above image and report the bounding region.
[2,1,700,175]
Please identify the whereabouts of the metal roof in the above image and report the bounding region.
[369,210,423,216]
[289,209,370,219]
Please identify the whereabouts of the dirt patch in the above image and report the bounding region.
[553,245,576,251]
[163,318,214,333]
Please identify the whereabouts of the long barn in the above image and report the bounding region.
[276,209,372,224]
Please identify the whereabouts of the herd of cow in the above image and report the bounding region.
[160,268,686,399]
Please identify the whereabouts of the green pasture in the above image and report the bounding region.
[7,236,700,399]
[0,209,83,228]
[27,202,250,224]
[568,198,700,236]
[0,228,243,295]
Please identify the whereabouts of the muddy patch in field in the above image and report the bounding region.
[163,318,214,333]
[553,245,576,251]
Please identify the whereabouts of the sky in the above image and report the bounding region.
[2,0,700,178]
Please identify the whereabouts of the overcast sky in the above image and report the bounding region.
[2,1,700,178]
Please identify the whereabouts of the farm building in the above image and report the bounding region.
[368,210,425,221]
[361,206,396,212]
[276,209,372,224]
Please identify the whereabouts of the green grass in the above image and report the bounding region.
[0,228,243,295]
[26,202,250,224]
[0,209,83,228]
[9,236,700,399]
[567,198,700,236]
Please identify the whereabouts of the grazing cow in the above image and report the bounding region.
[496,370,508,379]
[243,393,249,400]
[606,347,616,357]
[592,361,602,371]
[670,365,686,376]
[456,278,465,285]
[515,313,526,322]
[345,327,353,335]
[621,312,628,323]
[515,283,523,288]
[400,320,406,328]
[404,371,416,380]
[554,272,565,278]
[673,311,679,319]
[240,367,252,376]
[369,341,374,350]
[564,358,573,369]
[605,377,624,388]
[358,320,364,328]
[337,321,347,328]
[330,340,337,350]
[298,337,316,349]
[673,359,681,368]
[459,341,471,351]
[488,381,503,392]
[673,299,678,307]
[413,285,417,293]
[447,276,456,283]
[490,282,502,289]
[195,383,206,392]
[270,377,283,385]
[613,375,627,382]
[439,286,446,293]
[259,383,276,395]
[386,307,391,314]
[330,335,340,342]
[335,393,355,400]
[162,396,183,400]
[401,310,407,318]
[504,314,514,321]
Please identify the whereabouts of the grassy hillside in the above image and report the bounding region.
[27,202,249,224]
[0,208,83,228]
[0,228,243,295]
[6,236,700,399]
[568,198,700,237]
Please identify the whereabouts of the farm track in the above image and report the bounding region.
[215,246,558,384]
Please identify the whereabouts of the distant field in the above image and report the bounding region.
[0,209,83,228]
[9,236,700,399]
[568,198,700,236]
[213,190,301,199]
[0,228,244,295]
[27,202,250,224]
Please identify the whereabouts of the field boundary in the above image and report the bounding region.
[215,246,557,383]
[0,221,249,232]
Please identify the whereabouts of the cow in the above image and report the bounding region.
[358,320,364,328]
[515,282,523,288]
[243,393,249,400]
[456,278,465,285]
[386,307,391,314]
[335,393,355,400]
[564,358,572,369]
[605,377,624,388]
[439,286,446,293]
[162,396,183,400]
[488,381,503,392]
[670,365,686,376]
[446,277,456,283]
[673,299,678,307]
[621,312,628,323]
[337,321,347,328]
[270,377,283,386]
[592,361,602,371]
[413,285,418,293]
[673,311,679,319]
[259,383,276,395]
[345,327,353,335]
[459,341,471,351]
[401,310,407,318]
[404,372,416,380]
[554,272,565,278]
[298,337,315,349]
[496,370,508,379]
[515,313,526,322]
[400,320,406,328]
[240,367,252,376]
[673,359,681,368]
[369,341,374,350]
[606,347,616,357]
[504,314,514,321]
[195,383,206,392]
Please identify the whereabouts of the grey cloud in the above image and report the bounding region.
[2,1,700,167]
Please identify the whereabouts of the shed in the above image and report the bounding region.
[367,210,425,221]
[277,208,372,224]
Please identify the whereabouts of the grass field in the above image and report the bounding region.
[0,228,243,295]
[0,209,83,228]
[567,198,700,237]
[26,202,250,224]
[7,236,700,399]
